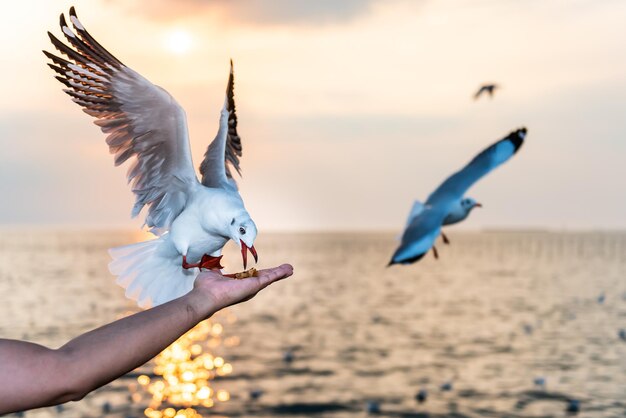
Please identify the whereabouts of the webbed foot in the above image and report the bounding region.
[199,254,224,270]
[182,254,224,270]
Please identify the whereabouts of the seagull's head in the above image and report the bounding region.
[228,212,258,269]
[461,197,482,212]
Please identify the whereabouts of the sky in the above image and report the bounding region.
[0,0,625,231]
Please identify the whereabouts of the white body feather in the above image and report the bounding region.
[109,236,194,309]
[109,188,243,308]
[442,200,470,225]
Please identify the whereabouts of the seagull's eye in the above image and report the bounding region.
[239,227,246,235]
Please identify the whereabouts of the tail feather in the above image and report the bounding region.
[124,272,144,301]
[109,240,156,275]
[138,260,195,307]
[108,237,198,309]
[116,269,139,289]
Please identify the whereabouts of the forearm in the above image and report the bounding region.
[0,264,293,414]
[58,291,214,398]
[0,291,215,413]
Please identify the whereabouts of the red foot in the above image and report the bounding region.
[200,254,224,270]
[182,254,224,271]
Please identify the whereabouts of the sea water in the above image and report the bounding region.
[0,230,624,417]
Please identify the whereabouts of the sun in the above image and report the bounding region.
[164,29,193,55]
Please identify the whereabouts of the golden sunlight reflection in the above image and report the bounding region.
[164,29,193,55]
[132,311,239,418]
[132,230,158,242]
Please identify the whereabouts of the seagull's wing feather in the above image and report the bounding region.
[404,200,425,228]
[391,207,445,264]
[425,128,526,209]
[473,86,486,100]
[200,60,242,190]
[45,8,198,234]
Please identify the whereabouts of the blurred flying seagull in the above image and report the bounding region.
[44,8,258,308]
[474,83,499,100]
[388,128,526,265]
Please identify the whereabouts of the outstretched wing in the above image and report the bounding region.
[474,84,498,100]
[425,128,526,209]
[473,86,487,100]
[200,60,243,190]
[44,8,198,234]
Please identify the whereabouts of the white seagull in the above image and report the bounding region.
[45,8,258,307]
[389,128,526,265]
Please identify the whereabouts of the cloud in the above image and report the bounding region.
[0,110,136,226]
[118,0,400,26]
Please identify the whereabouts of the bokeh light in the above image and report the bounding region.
[135,312,237,417]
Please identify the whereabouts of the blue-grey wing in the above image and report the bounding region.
[426,128,526,208]
[390,208,445,265]
[404,200,425,228]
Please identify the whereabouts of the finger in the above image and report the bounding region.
[262,264,294,280]
[256,264,294,288]
[255,264,294,278]
[222,264,292,279]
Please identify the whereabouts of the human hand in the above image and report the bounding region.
[188,264,294,318]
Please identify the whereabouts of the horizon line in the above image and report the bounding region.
[1,223,625,234]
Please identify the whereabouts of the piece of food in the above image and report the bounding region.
[224,268,258,280]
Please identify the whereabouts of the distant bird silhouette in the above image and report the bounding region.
[389,128,526,265]
[474,83,499,100]
[441,382,453,391]
[415,388,428,403]
[597,292,606,304]
[618,329,626,341]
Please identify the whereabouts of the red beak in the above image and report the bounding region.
[240,239,258,269]
[475,202,483,208]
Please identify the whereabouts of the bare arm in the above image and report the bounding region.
[0,264,293,414]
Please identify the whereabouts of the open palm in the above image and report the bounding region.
[194,264,294,313]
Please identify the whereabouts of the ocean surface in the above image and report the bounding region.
[0,230,625,418]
